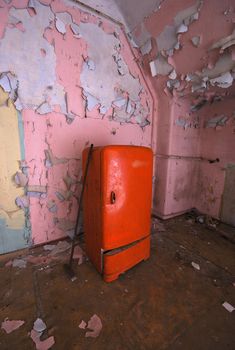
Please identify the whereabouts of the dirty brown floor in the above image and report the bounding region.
[0,215,234,349]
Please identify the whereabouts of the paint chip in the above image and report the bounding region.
[191,36,201,47]
[0,75,11,92]
[79,320,87,329]
[15,195,29,209]
[55,17,66,34]
[14,171,28,187]
[222,302,235,313]
[70,23,80,36]
[30,329,55,350]
[210,72,233,88]
[1,319,25,334]
[206,115,228,128]
[86,59,96,71]
[140,39,152,55]
[150,55,173,77]
[83,91,100,111]
[36,101,52,114]
[191,262,200,270]
[33,318,47,333]
[12,258,27,268]
[85,314,102,338]
[177,23,188,33]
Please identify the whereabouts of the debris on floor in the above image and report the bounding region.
[48,241,71,256]
[79,314,103,338]
[73,245,84,265]
[43,244,57,252]
[191,262,200,271]
[151,217,166,232]
[222,302,235,313]
[33,318,47,333]
[30,329,55,350]
[78,320,87,329]
[1,318,25,334]
[12,258,27,269]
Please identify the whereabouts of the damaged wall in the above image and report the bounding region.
[0,0,153,252]
[133,0,235,221]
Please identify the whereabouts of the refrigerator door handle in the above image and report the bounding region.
[110,191,116,204]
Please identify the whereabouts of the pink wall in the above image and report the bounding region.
[0,0,235,251]
[136,0,235,220]
[0,0,155,248]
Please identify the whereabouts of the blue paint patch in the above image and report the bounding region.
[17,110,25,160]
[17,110,32,247]
[0,218,28,254]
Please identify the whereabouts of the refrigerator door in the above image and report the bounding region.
[101,146,153,250]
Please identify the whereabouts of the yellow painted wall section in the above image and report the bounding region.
[0,88,24,229]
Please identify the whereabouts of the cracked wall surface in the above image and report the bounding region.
[0,0,153,251]
[136,0,235,222]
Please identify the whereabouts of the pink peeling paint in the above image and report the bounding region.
[139,0,235,220]
[0,0,154,247]
[1,319,25,334]
[1,0,234,253]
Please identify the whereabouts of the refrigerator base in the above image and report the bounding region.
[102,236,150,282]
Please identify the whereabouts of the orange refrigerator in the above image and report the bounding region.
[83,145,153,282]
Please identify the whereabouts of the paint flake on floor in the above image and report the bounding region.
[1,319,25,334]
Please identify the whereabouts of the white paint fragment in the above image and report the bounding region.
[0,4,66,112]
[156,1,201,55]
[206,115,228,128]
[70,22,80,36]
[113,97,126,108]
[55,17,66,34]
[140,39,152,55]
[167,79,180,89]
[12,258,27,268]
[210,29,235,52]
[156,25,178,52]
[86,59,95,71]
[85,314,102,338]
[36,101,52,114]
[174,1,201,26]
[43,244,57,251]
[150,55,173,77]
[28,0,38,10]
[113,52,129,76]
[191,36,201,47]
[33,318,47,333]
[191,262,200,270]
[0,75,11,92]
[55,12,72,34]
[174,42,180,50]
[177,23,188,34]
[126,99,133,114]
[79,23,142,118]
[83,91,100,111]
[15,195,29,209]
[169,69,177,80]
[14,98,23,111]
[202,53,235,79]
[222,302,235,313]
[14,172,28,187]
[209,72,233,88]
[99,105,107,114]
[130,22,151,48]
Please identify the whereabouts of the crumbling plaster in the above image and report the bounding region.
[0,0,154,251]
[137,0,235,221]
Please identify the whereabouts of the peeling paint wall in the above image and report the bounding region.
[135,0,235,221]
[0,0,153,251]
